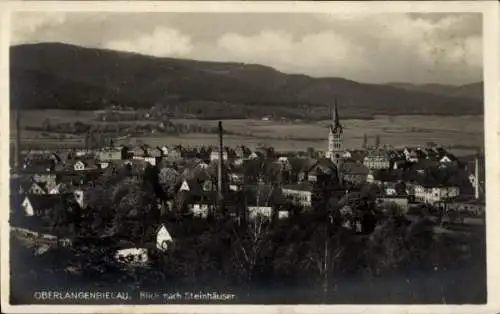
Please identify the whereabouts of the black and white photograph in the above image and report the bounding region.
[2,1,499,312]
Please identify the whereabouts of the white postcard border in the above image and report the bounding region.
[1,1,499,313]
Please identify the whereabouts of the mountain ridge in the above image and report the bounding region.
[10,42,484,119]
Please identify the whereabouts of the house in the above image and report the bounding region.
[99,161,110,169]
[376,195,410,212]
[235,146,248,159]
[114,248,149,266]
[233,158,245,167]
[282,182,315,208]
[73,188,96,209]
[392,160,412,171]
[248,152,259,160]
[132,146,147,159]
[144,156,157,166]
[160,146,169,156]
[147,147,164,158]
[177,179,217,215]
[299,158,337,183]
[410,182,460,204]
[437,151,458,167]
[278,210,290,219]
[122,159,149,176]
[22,158,56,173]
[435,197,485,216]
[338,161,370,186]
[244,184,286,208]
[210,149,228,162]
[363,150,391,170]
[410,159,440,176]
[48,183,68,195]
[342,151,352,159]
[188,203,214,218]
[156,224,174,252]
[73,160,90,171]
[248,206,273,219]
[74,150,89,158]
[32,173,57,185]
[229,172,244,185]
[28,182,48,195]
[403,148,420,163]
[277,156,292,171]
[96,150,122,161]
[160,147,183,162]
[21,194,63,217]
[179,180,192,193]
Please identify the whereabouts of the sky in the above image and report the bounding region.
[10,12,482,85]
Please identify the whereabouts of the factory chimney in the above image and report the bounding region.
[217,121,225,215]
[475,154,480,200]
[14,109,21,172]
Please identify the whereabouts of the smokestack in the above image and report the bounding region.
[218,121,225,215]
[475,154,480,200]
[14,109,21,172]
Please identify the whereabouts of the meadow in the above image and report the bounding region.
[11,110,484,156]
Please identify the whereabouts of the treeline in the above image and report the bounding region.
[25,119,237,136]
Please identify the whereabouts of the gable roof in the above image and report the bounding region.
[364,149,390,159]
[338,162,370,175]
[282,182,315,192]
[30,181,49,194]
[23,194,73,212]
[23,158,56,173]
[307,158,337,175]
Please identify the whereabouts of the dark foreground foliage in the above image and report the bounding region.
[10,209,486,304]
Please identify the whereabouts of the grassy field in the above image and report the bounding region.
[11,110,484,155]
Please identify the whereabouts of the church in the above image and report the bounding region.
[325,98,344,163]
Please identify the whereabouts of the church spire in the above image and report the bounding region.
[333,95,340,127]
[330,95,342,133]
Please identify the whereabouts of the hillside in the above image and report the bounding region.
[10,43,483,119]
[386,82,483,100]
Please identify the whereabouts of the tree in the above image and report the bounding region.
[364,211,410,276]
[159,167,181,197]
[230,216,271,284]
[105,178,157,242]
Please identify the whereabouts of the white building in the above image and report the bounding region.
[156,224,173,252]
[412,184,460,204]
[210,150,228,162]
[363,150,391,170]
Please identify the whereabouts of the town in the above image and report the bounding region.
[9,101,486,303]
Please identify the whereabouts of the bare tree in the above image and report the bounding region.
[302,216,343,303]
[231,215,270,283]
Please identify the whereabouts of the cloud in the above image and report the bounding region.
[11,12,67,45]
[215,30,367,76]
[9,12,482,84]
[104,27,193,57]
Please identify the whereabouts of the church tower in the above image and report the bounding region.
[326,97,343,162]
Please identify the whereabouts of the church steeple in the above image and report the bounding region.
[327,95,344,162]
[330,96,343,134]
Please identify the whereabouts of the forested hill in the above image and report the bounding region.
[10,43,483,119]
[386,82,483,101]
